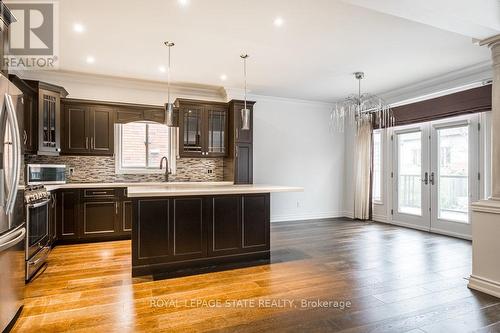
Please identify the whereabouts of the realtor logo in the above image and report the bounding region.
[4,1,59,69]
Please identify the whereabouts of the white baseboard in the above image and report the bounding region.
[468,275,500,298]
[271,211,343,223]
[343,211,354,219]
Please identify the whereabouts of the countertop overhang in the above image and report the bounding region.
[45,181,234,191]
[126,184,304,197]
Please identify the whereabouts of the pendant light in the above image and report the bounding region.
[240,54,251,131]
[164,41,175,127]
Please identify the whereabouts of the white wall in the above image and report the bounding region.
[252,97,345,222]
[19,71,345,222]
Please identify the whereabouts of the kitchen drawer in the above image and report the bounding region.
[83,188,117,198]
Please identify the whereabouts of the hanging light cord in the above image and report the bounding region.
[243,55,247,110]
[167,44,171,106]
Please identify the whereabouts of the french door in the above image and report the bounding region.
[391,114,480,239]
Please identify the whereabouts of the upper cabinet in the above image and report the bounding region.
[10,77,68,155]
[176,99,228,158]
[61,100,114,156]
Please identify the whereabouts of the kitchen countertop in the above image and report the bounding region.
[45,181,234,191]
[126,184,304,197]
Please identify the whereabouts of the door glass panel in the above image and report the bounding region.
[208,109,226,153]
[398,131,422,215]
[183,108,202,152]
[437,126,469,223]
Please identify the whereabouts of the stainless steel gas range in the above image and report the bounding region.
[24,164,66,281]
[24,185,52,281]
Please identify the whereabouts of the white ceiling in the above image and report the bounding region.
[26,0,500,101]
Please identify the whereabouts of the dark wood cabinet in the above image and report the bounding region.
[171,197,207,260]
[82,201,117,237]
[54,188,131,243]
[10,77,68,155]
[121,200,133,232]
[132,193,270,276]
[63,103,89,154]
[56,189,79,240]
[235,143,253,184]
[89,106,114,155]
[49,192,57,245]
[62,101,114,156]
[224,100,255,184]
[208,195,242,256]
[176,99,228,158]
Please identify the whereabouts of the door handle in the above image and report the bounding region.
[4,94,21,215]
[0,227,26,252]
[430,172,435,185]
[422,172,429,185]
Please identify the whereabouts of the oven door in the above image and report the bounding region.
[25,199,50,260]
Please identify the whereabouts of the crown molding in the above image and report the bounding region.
[479,34,500,47]
[378,61,493,106]
[224,86,333,108]
[11,70,226,101]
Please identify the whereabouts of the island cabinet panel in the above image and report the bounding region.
[242,194,270,251]
[132,193,270,277]
[171,198,207,260]
[208,196,242,256]
[135,199,171,261]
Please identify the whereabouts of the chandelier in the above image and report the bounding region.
[330,72,394,133]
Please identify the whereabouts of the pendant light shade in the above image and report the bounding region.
[164,41,175,127]
[240,54,250,131]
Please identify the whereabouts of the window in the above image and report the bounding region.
[116,122,175,174]
[372,130,383,203]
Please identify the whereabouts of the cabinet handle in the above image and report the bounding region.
[86,137,89,149]
[116,202,119,215]
[235,147,238,158]
[23,130,27,145]
[90,137,94,150]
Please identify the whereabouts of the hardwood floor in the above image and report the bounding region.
[12,218,500,332]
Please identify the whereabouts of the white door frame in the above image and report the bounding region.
[391,123,431,231]
[428,114,480,239]
[388,113,483,240]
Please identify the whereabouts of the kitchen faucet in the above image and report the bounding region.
[160,156,171,182]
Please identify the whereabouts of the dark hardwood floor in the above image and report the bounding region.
[12,218,500,332]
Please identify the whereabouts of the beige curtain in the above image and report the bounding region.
[353,118,373,220]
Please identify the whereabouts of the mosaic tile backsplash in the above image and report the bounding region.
[25,155,224,183]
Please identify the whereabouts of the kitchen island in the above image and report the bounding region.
[127,184,302,277]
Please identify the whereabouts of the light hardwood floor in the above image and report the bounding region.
[12,219,500,332]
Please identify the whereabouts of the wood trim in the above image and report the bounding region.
[391,84,492,126]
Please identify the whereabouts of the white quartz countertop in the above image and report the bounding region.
[126,184,304,197]
[45,181,233,191]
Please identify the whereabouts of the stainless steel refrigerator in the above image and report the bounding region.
[0,73,24,332]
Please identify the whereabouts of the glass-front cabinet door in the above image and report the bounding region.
[180,105,203,157]
[206,106,227,157]
[38,89,61,155]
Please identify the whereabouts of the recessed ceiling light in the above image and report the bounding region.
[86,56,95,64]
[73,23,85,33]
[159,65,166,73]
[178,0,189,6]
[220,74,227,81]
[274,16,284,27]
